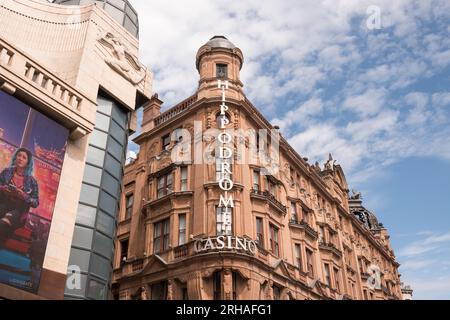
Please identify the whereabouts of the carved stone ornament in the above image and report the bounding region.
[98,32,146,85]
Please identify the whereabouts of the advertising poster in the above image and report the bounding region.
[0,90,68,293]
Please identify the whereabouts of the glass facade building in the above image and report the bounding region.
[53,0,139,38]
[64,93,129,300]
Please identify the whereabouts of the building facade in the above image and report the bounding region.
[112,36,403,300]
[0,0,151,299]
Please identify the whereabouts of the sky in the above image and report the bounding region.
[128,0,450,299]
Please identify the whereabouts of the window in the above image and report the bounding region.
[253,170,260,191]
[216,64,228,78]
[267,178,276,196]
[319,226,325,244]
[306,248,314,277]
[151,282,167,300]
[269,224,280,257]
[180,167,188,191]
[182,287,188,300]
[125,194,133,219]
[216,112,230,127]
[216,157,232,182]
[324,263,331,287]
[273,284,281,300]
[290,201,297,222]
[178,214,186,245]
[120,239,128,263]
[174,127,184,144]
[162,134,170,150]
[153,219,170,253]
[232,272,237,300]
[256,217,264,248]
[334,268,341,292]
[294,244,302,270]
[213,271,222,300]
[157,172,173,198]
[216,206,232,236]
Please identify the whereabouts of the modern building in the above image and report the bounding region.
[0,0,151,300]
[112,36,403,300]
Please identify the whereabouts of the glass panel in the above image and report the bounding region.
[111,104,128,128]
[93,231,113,259]
[87,278,107,300]
[110,121,125,148]
[102,172,120,198]
[166,173,173,190]
[124,16,138,37]
[86,145,105,167]
[107,0,125,10]
[104,154,122,176]
[125,4,137,22]
[95,112,110,132]
[99,190,118,214]
[72,225,93,249]
[90,253,110,280]
[68,248,90,273]
[80,183,100,206]
[89,129,108,149]
[97,96,113,115]
[76,203,96,227]
[96,210,115,236]
[107,136,124,160]
[154,222,161,237]
[104,3,125,24]
[83,164,103,186]
[65,273,87,297]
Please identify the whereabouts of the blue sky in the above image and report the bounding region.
[129,0,450,299]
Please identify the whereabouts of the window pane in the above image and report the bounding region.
[97,96,113,115]
[65,274,87,297]
[83,164,103,186]
[154,223,161,237]
[102,172,120,198]
[76,203,96,227]
[109,120,126,146]
[72,225,93,249]
[95,112,110,131]
[93,231,113,259]
[87,278,107,300]
[99,190,118,214]
[111,104,128,128]
[89,129,108,149]
[86,145,105,167]
[104,154,122,176]
[80,183,100,206]
[104,3,125,23]
[68,248,90,273]
[107,136,124,160]
[107,0,125,9]
[96,210,115,236]
[90,253,110,280]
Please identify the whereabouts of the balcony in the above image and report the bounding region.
[154,94,198,126]
[0,38,94,138]
[250,189,287,215]
[289,219,318,239]
[319,242,342,259]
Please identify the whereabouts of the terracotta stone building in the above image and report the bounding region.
[112,36,402,300]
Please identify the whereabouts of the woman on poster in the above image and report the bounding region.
[0,147,39,243]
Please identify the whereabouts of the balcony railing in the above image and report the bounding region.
[250,189,287,215]
[318,241,342,258]
[289,218,318,239]
[0,38,94,137]
[154,94,198,126]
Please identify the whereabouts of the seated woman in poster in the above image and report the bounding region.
[0,147,39,242]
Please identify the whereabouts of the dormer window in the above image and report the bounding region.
[216,64,228,78]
